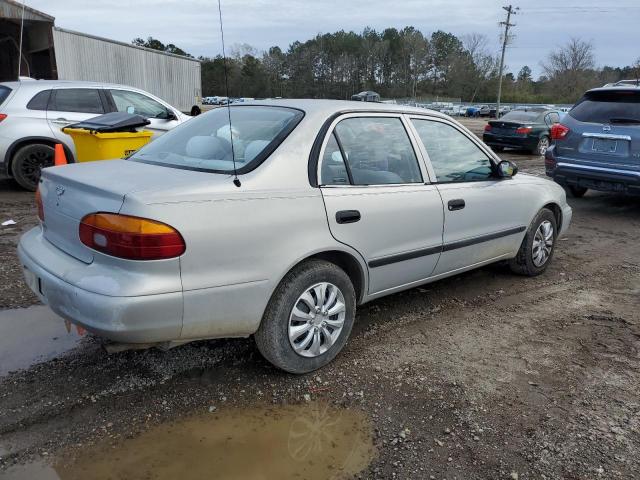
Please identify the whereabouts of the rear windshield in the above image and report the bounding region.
[0,86,12,106]
[570,90,640,124]
[501,110,542,122]
[131,106,304,173]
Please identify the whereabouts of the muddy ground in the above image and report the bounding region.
[0,117,639,479]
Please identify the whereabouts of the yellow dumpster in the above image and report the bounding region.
[62,128,153,163]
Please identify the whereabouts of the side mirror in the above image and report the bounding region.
[164,109,177,121]
[497,160,518,178]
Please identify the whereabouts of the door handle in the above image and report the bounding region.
[336,210,361,224]
[448,199,465,211]
[51,118,69,125]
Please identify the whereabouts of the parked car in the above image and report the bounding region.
[483,108,562,155]
[465,106,480,118]
[351,91,381,102]
[478,105,492,117]
[18,100,572,373]
[489,106,511,118]
[0,80,191,190]
[545,85,640,197]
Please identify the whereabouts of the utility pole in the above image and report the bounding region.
[497,5,517,118]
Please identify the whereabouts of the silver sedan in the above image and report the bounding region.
[18,100,572,373]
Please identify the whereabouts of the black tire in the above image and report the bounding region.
[532,136,550,156]
[12,143,55,191]
[509,208,557,276]
[491,145,504,152]
[568,186,588,198]
[255,259,356,374]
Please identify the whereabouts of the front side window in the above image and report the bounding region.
[412,119,493,183]
[110,89,169,118]
[322,116,422,186]
[50,89,104,114]
[130,106,303,173]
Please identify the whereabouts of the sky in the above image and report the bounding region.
[27,0,640,79]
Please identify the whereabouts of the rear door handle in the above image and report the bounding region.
[336,210,361,224]
[448,199,465,211]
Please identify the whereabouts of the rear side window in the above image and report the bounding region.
[0,86,11,106]
[26,90,51,110]
[570,91,640,124]
[324,116,423,185]
[50,89,104,114]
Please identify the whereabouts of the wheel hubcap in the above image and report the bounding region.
[538,138,549,155]
[532,220,554,267]
[288,282,346,358]
[21,148,53,186]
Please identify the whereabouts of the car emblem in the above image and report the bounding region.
[602,124,611,132]
[55,185,65,206]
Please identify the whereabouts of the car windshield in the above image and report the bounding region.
[501,110,542,122]
[0,86,12,106]
[570,90,640,124]
[130,105,304,173]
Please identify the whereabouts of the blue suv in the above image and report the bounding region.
[545,82,640,197]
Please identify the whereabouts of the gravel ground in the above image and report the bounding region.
[0,118,639,479]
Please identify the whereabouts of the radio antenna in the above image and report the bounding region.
[217,0,240,187]
[17,0,25,78]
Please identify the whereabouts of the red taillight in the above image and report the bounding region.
[35,188,44,221]
[0,113,6,123]
[515,126,532,134]
[484,124,492,132]
[79,213,185,260]
[551,123,570,140]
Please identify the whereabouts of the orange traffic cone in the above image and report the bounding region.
[54,144,67,166]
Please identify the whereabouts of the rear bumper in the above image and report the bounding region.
[546,155,640,195]
[17,227,183,343]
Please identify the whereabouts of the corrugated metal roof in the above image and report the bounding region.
[52,28,201,112]
[0,0,55,22]
[53,27,200,63]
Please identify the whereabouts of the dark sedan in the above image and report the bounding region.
[483,108,561,155]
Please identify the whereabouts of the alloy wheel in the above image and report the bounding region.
[288,282,346,358]
[532,220,554,267]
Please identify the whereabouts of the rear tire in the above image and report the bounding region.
[12,143,54,191]
[532,136,550,156]
[509,208,557,276]
[568,186,587,198]
[255,260,356,374]
[491,146,504,152]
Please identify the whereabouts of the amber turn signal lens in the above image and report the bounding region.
[35,188,44,222]
[79,213,185,260]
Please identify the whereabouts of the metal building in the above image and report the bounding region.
[0,0,201,112]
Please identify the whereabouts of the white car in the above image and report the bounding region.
[0,80,190,190]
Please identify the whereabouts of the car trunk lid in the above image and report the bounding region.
[487,121,524,136]
[39,160,226,263]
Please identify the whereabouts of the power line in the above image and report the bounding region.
[496,4,518,118]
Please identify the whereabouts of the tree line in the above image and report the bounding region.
[133,31,640,105]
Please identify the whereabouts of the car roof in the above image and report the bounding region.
[0,79,146,91]
[226,98,452,120]
[586,85,640,94]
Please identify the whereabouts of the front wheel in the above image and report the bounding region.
[509,208,557,276]
[255,260,356,374]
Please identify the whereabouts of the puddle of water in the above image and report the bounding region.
[0,306,83,376]
[1,403,374,480]
[0,461,60,480]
